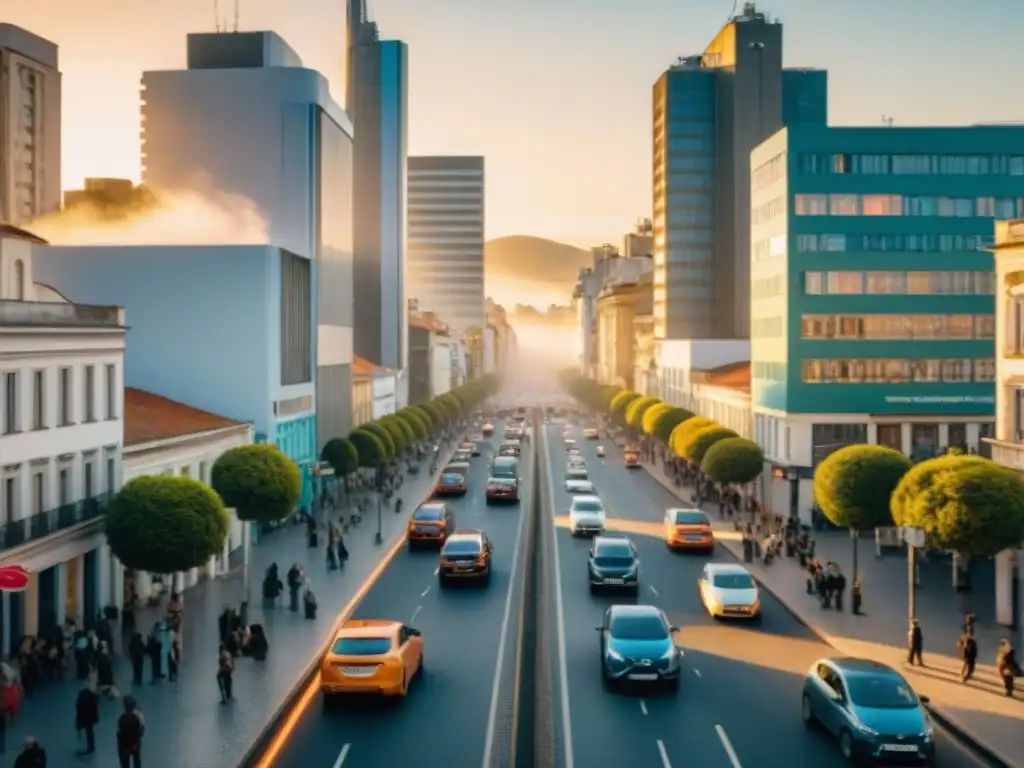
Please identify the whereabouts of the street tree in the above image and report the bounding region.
[609,390,640,424]
[625,396,661,431]
[320,437,359,477]
[437,393,461,420]
[641,403,672,436]
[385,414,417,447]
[396,408,429,441]
[361,421,396,461]
[411,404,440,433]
[701,437,765,516]
[669,416,713,458]
[211,444,302,523]
[105,475,229,577]
[348,428,389,542]
[378,418,408,454]
[651,407,695,445]
[680,425,737,466]
[814,445,910,530]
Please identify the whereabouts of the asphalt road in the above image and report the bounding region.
[270,422,529,768]
[540,421,989,768]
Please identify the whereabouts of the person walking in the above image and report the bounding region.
[996,638,1021,697]
[217,644,234,703]
[96,642,119,698]
[116,696,144,768]
[168,631,181,683]
[957,629,978,683]
[128,634,145,686]
[146,633,163,682]
[76,684,100,754]
[907,619,924,666]
[287,564,303,611]
[13,736,45,768]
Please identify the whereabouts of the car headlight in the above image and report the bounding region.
[606,648,624,662]
[922,726,933,741]
[855,722,878,736]
[660,646,677,660]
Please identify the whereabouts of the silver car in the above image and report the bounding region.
[565,478,595,493]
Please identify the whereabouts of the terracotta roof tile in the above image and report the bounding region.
[124,388,245,446]
[353,355,392,376]
[699,361,751,393]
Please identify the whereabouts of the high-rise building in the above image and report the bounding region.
[407,156,485,335]
[141,31,354,448]
[0,25,61,225]
[651,3,827,341]
[347,1,409,373]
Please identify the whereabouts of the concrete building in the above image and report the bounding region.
[140,31,354,446]
[596,270,653,388]
[623,219,654,260]
[0,24,61,226]
[750,124,1024,524]
[31,243,320,510]
[485,299,517,375]
[350,355,398,428]
[408,314,453,404]
[63,178,148,210]
[0,227,125,655]
[407,156,485,335]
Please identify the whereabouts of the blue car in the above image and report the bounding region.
[598,605,681,691]
[802,657,935,764]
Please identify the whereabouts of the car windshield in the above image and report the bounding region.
[847,675,919,709]
[674,511,708,525]
[595,556,634,567]
[713,573,754,589]
[609,614,667,640]
[332,637,391,656]
[573,500,603,513]
[490,477,516,486]
[443,539,481,556]
[413,506,443,521]
[440,474,463,485]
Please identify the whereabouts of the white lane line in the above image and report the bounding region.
[481,429,530,768]
[421,586,431,598]
[639,699,648,715]
[693,668,701,678]
[433,566,439,576]
[715,724,742,768]
[648,585,660,597]
[410,605,422,623]
[542,426,575,768]
[656,739,672,768]
[333,743,351,768]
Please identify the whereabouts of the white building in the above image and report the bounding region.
[432,338,454,398]
[651,339,750,406]
[0,24,61,226]
[407,156,485,335]
[0,228,125,654]
[371,370,398,420]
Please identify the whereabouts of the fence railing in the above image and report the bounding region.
[0,493,111,551]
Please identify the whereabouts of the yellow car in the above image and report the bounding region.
[320,619,423,697]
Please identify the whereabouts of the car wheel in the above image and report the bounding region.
[438,574,448,588]
[665,676,679,693]
[588,583,596,594]
[801,693,816,728]
[839,729,855,761]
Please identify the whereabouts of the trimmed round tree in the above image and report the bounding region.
[669,416,713,458]
[397,408,429,441]
[361,421,396,461]
[701,438,764,487]
[211,444,302,523]
[385,414,417,447]
[625,396,660,431]
[609,390,640,424]
[377,417,408,454]
[320,437,359,476]
[681,425,738,466]
[652,407,695,445]
[641,403,672,436]
[814,445,911,531]
[891,455,1024,557]
[410,404,439,434]
[438,393,462,419]
[105,475,229,575]
[419,402,445,431]
[349,428,387,470]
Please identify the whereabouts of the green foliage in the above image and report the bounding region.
[609,389,639,416]
[669,416,713,458]
[349,428,387,469]
[211,444,302,522]
[891,455,1024,556]
[625,396,660,431]
[410,404,439,433]
[814,445,911,530]
[437,393,461,419]
[396,408,429,441]
[105,475,229,573]
[377,417,408,453]
[641,403,672,435]
[320,437,359,476]
[385,414,416,447]
[652,407,695,445]
[701,437,765,486]
[680,425,737,465]
[361,422,396,461]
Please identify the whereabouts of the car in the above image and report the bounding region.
[588,536,639,593]
[407,502,455,549]
[567,447,582,457]
[499,442,522,458]
[482,422,494,437]
[434,472,467,497]
[564,438,577,450]
[663,508,714,552]
[565,478,594,494]
[596,445,606,457]
[583,427,600,439]
[486,476,519,503]
[566,464,588,480]
[698,563,760,620]
[598,605,681,690]
[438,531,493,585]
[568,495,606,536]
[461,442,481,457]
[452,449,472,463]
[320,619,423,698]
[802,658,935,764]
[623,446,640,467]
[504,428,523,441]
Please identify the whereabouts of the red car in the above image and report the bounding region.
[485,477,520,504]
[435,472,468,496]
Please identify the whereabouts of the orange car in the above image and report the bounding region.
[407,502,455,548]
[624,446,640,468]
[663,508,715,552]
[438,530,493,585]
[320,619,423,697]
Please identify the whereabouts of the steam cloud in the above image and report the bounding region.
[29,188,269,246]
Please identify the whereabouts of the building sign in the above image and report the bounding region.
[0,566,30,592]
[884,395,994,406]
[1008,222,1024,244]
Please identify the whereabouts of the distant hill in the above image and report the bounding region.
[485,236,590,289]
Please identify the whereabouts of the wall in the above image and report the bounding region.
[431,338,453,397]
[654,338,750,405]
[691,382,752,439]
[372,373,397,419]
[408,326,431,404]
[352,377,373,427]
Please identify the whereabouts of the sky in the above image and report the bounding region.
[10,0,1024,248]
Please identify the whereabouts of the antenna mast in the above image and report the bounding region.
[214,0,220,31]
[233,0,240,31]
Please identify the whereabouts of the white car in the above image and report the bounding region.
[567,448,582,457]
[565,478,595,493]
[583,428,600,439]
[698,563,761,620]
[568,495,606,536]
[568,456,586,469]
[564,438,577,449]
[566,465,588,481]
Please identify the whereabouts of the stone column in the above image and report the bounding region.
[23,573,38,636]
[55,562,67,626]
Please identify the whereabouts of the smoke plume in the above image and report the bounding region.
[29,188,269,246]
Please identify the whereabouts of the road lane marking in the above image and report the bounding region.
[715,725,742,768]
[656,739,672,767]
[421,586,431,597]
[648,585,660,597]
[542,426,575,768]
[639,699,648,715]
[433,566,439,576]
[693,668,701,678]
[333,744,351,768]
[410,605,422,623]
[481,431,530,768]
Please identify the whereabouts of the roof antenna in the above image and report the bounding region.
[233,0,240,32]
[214,0,221,31]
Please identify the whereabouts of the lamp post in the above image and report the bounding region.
[903,526,925,628]
[375,468,384,544]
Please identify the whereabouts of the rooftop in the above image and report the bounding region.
[409,312,450,335]
[0,300,125,328]
[691,361,751,393]
[124,388,246,447]
[0,223,48,245]
[353,355,391,377]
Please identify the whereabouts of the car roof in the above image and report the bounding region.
[706,563,749,576]
[417,501,446,511]
[828,657,899,677]
[608,604,661,619]
[594,535,632,550]
[445,530,484,543]
[571,494,602,503]
[337,619,400,637]
[668,506,706,515]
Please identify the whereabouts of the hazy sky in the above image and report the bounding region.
[11,0,1024,248]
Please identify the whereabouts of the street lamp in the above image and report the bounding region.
[374,469,384,544]
[903,526,926,628]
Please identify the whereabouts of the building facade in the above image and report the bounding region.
[0,24,61,226]
[596,272,653,388]
[140,31,354,448]
[407,156,486,335]
[750,125,1024,523]
[408,315,454,404]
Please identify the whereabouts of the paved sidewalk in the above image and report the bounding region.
[641,457,1024,768]
[5,446,459,768]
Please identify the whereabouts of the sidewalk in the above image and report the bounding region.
[640,457,1024,768]
[5,448,456,768]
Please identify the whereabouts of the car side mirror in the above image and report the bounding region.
[407,627,421,637]
[669,626,680,633]
[919,695,930,704]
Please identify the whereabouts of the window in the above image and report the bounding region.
[866,272,906,294]
[106,457,116,494]
[59,367,72,426]
[794,194,828,215]
[84,462,94,498]
[32,471,44,515]
[826,272,863,294]
[32,370,45,430]
[975,315,995,339]
[105,364,116,420]
[2,477,13,524]
[861,195,902,216]
[3,372,17,434]
[804,272,824,294]
[802,358,988,384]
[975,359,996,382]
[84,365,96,422]
[829,195,858,215]
[58,468,69,506]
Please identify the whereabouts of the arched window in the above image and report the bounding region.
[13,259,25,300]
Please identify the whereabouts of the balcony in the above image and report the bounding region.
[985,438,1024,473]
[0,493,111,552]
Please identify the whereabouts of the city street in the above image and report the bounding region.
[539,421,991,768]
[268,423,529,767]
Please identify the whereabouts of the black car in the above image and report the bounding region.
[588,537,639,594]
[598,605,681,691]
[498,442,521,458]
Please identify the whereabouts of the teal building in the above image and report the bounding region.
[750,125,1024,522]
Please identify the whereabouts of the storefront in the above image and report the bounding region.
[273,414,317,512]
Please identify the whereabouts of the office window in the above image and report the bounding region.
[829,195,858,215]
[912,359,941,382]
[826,272,863,294]
[3,372,17,434]
[58,468,69,506]
[796,234,819,252]
[105,364,117,420]
[804,272,824,294]
[281,251,313,386]
[802,358,987,384]
[975,359,996,382]
[32,370,45,430]
[59,367,72,426]
[821,235,846,252]
[861,195,902,216]
[2,477,14,524]
[106,457,116,494]
[794,195,828,215]
[84,462,94,498]
[32,471,44,515]
[84,365,96,422]
[866,271,906,294]
[941,359,973,382]
[975,315,995,339]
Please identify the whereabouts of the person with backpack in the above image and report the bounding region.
[958,630,978,683]
[116,695,145,768]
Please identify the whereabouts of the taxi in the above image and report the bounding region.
[663,507,715,552]
[407,502,455,549]
[438,530,493,586]
[320,619,423,698]
[434,472,467,497]
[623,445,640,468]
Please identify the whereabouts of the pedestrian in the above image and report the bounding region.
[96,642,120,698]
[13,736,45,768]
[128,633,145,685]
[327,525,339,570]
[116,696,145,768]
[957,629,978,683]
[996,638,1021,697]
[168,631,181,683]
[303,580,318,620]
[336,528,349,567]
[262,564,283,606]
[833,566,847,613]
[907,619,924,666]
[217,644,234,703]
[287,564,303,611]
[963,613,976,635]
[76,683,100,754]
[146,633,163,681]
